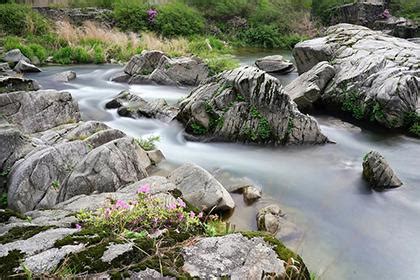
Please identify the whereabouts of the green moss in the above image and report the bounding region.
[0,209,27,223]
[0,194,8,209]
[190,122,208,135]
[0,226,53,244]
[341,91,364,120]
[404,111,420,137]
[54,228,109,248]
[240,231,310,280]
[0,250,25,278]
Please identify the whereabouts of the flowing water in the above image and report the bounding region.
[26,53,420,280]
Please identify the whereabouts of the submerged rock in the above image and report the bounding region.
[182,233,285,279]
[362,151,403,189]
[167,163,235,212]
[105,90,178,122]
[255,55,295,74]
[0,90,81,133]
[285,61,335,109]
[54,70,76,82]
[14,60,41,73]
[293,24,420,129]
[177,66,328,145]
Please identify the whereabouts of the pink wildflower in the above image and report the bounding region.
[167,203,177,210]
[198,212,204,218]
[189,211,195,218]
[177,198,186,208]
[75,224,82,230]
[115,199,129,209]
[104,208,111,219]
[137,184,151,194]
[178,213,185,221]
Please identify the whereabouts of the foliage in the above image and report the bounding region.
[154,2,205,37]
[390,0,420,21]
[311,0,354,24]
[0,193,7,209]
[113,1,149,32]
[404,111,420,137]
[0,4,50,36]
[206,56,239,75]
[76,184,204,237]
[135,135,160,151]
[341,91,365,120]
[190,122,208,135]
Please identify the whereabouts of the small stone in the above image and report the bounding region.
[362,151,403,189]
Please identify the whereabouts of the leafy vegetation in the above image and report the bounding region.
[135,135,160,151]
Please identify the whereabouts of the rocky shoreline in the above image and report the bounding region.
[1,22,415,279]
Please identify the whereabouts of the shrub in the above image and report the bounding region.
[53,46,98,64]
[27,43,48,63]
[206,56,239,76]
[53,47,73,64]
[113,1,149,32]
[135,135,160,151]
[154,2,205,37]
[186,0,256,19]
[238,25,282,49]
[0,4,50,36]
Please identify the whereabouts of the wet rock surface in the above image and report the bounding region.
[177,66,328,145]
[362,150,403,189]
[255,55,295,74]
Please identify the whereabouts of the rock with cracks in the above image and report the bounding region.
[362,150,403,189]
[177,66,328,145]
[293,24,420,129]
[182,233,286,279]
[167,163,235,212]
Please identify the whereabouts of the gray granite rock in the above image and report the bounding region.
[54,70,76,82]
[2,49,30,65]
[182,233,285,279]
[101,243,133,263]
[177,66,328,145]
[255,55,295,74]
[14,60,41,73]
[167,163,234,212]
[362,150,403,189]
[0,76,40,93]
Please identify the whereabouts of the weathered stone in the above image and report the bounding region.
[110,72,130,83]
[58,137,151,202]
[0,90,81,133]
[118,176,176,195]
[130,268,175,280]
[182,233,285,279]
[2,49,30,65]
[148,56,209,86]
[255,55,295,74]
[285,61,336,109]
[177,66,328,145]
[23,244,85,273]
[374,16,420,39]
[242,185,262,202]
[0,76,40,93]
[54,70,76,82]
[101,243,133,263]
[257,204,284,234]
[106,90,178,122]
[7,141,89,212]
[14,60,41,73]
[0,228,78,257]
[167,163,235,211]
[293,24,420,128]
[124,50,165,76]
[146,149,165,165]
[362,150,403,189]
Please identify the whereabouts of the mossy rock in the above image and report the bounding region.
[54,227,110,248]
[241,231,311,280]
[0,250,25,278]
[0,208,27,223]
[0,225,53,245]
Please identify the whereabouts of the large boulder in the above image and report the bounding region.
[0,76,40,93]
[57,137,151,202]
[285,61,336,109]
[105,90,178,122]
[148,56,209,86]
[122,51,209,86]
[0,90,81,133]
[182,233,285,279]
[7,141,90,212]
[14,60,41,73]
[255,55,295,74]
[362,151,403,189]
[177,66,328,145]
[124,50,165,76]
[293,24,420,129]
[167,163,235,212]
[2,49,30,65]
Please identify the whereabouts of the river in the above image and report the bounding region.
[26,53,420,280]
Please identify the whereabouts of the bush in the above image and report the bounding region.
[113,1,149,32]
[206,56,239,75]
[186,0,256,19]
[238,25,282,49]
[0,4,50,36]
[53,46,101,65]
[154,2,204,37]
[27,44,48,63]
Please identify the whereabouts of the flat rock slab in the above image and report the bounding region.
[255,55,295,74]
[182,233,285,279]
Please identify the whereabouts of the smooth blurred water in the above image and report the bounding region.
[26,55,420,280]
